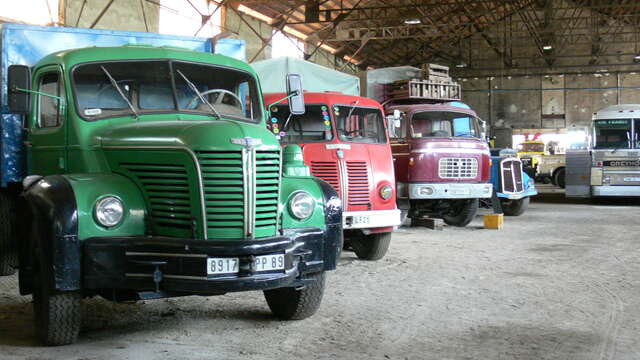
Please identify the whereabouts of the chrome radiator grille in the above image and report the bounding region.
[438,157,478,179]
[501,158,524,193]
[196,150,280,239]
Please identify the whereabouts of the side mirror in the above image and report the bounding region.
[8,65,31,114]
[286,73,305,115]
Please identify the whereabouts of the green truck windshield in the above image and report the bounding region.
[73,60,262,122]
[594,119,631,149]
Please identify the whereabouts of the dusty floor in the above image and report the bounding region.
[1,186,639,360]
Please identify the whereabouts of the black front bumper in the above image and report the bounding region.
[83,227,340,296]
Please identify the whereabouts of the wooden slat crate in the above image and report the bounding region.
[386,79,461,101]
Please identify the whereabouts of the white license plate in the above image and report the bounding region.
[352,215,371,225]
[623,177,640,182]
[207,254,284,275]
[451,188,470,195]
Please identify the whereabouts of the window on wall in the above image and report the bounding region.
[271,30,305,59]
[159,0,222,37]
[0,0,59,24]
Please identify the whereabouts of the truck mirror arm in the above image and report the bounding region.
[267,91,298,110]
[12,86,64,103]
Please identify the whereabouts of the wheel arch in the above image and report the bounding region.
[20,173,147,294]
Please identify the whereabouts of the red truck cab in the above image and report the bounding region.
[387,101,492,226]
[264,91,401,260]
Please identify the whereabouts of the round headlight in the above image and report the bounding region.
[380,185,393,200]
[94,196,124,228]
[289,192,314,220]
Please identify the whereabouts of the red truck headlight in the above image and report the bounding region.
[379,185,393,200]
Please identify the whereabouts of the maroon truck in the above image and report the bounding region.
[367,64,493,226]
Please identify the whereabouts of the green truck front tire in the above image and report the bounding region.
[264,272,326,320]
[0,192,17,276]
[32,219,82,346]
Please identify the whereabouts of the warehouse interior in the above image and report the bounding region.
[0,0,639,359]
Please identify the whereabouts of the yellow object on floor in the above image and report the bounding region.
[484,213,504,230]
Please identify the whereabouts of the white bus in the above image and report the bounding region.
[566,104,640,198]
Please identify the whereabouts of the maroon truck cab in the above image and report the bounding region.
[386,101,493,226]
[264,91,401,260]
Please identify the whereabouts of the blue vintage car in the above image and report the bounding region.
[486,149,538,216]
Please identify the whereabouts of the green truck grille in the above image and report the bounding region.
[254,151,280,237]
[196,150,280,239]
[121,162,194,236]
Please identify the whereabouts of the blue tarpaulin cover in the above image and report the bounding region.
[0,24,245,186]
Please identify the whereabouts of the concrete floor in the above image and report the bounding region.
[1,186,639,359]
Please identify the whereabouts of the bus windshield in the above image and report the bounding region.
[594,119,631,149]
[411,111,482,138]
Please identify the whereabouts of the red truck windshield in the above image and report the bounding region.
[411,111,481,138]
[335,105,386,144]
[271,105,333,143]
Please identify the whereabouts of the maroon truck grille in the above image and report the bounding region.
[346,161,370,207]
[310,161,341,197]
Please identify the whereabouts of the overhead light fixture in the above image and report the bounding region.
[633,54,640,63]
[543,45,553,51]
[455,63,467,68]
[404,18,421,25]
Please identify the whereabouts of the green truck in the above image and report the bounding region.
[2,45,342,345]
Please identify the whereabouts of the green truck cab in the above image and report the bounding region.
[5,45,342,345]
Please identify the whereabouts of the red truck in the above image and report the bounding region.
[370,65,492,226]
[264,91,401,260]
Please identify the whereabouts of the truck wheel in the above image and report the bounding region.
[0,192,17,276]
[32,221,81,346]
[500,197,530,216]
[264,272,325,320]
[350,232,391,261]
[554,168,566,189]
[442,199,479,227]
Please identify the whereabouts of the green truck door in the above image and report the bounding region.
[27,65,68,176]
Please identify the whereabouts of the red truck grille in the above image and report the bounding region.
[346,161,370,207]
[310,161,341,197]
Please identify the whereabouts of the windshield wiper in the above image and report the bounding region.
[100,65,139,119]
[345,99,360,120]
[176,69,221,120]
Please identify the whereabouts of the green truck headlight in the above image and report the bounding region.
[289,192,314,220]
[380,185,393,200]
[94,196,124,228]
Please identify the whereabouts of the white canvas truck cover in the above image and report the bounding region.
[252,56,360,96]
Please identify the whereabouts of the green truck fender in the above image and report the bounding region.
[20,173,146,294]
[279,175,343,271]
